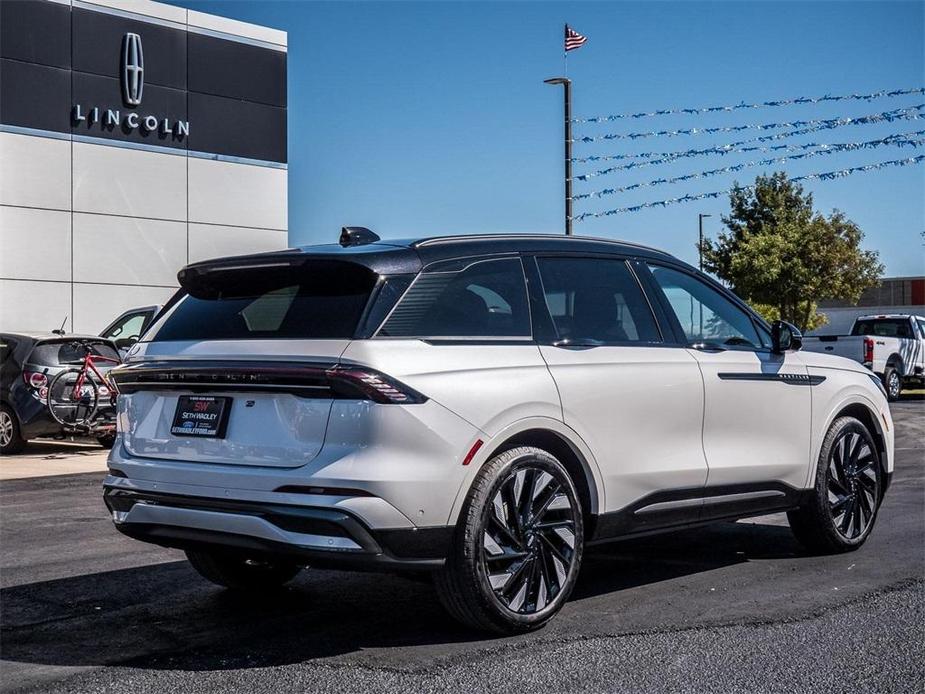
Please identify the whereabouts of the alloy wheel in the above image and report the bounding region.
[0,410,12,448]
[826,431,879,540]
[480,464,578,615]
[888,372,901,399]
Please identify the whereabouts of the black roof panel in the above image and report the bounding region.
[179,233,682,282]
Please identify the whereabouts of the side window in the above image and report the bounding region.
[0,338,14,365]
[536,257,660,343]
[648,264,767,349]
[917,319,925,339]
[379,257,531,338]
[102,312,147,340]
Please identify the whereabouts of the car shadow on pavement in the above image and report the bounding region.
[0,519,802,673]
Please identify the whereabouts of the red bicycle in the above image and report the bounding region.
[46,342,120,429]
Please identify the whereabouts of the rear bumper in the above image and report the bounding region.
[103,486,452,570]
[18,402,116,439]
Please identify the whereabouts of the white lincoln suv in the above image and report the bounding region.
[105,230,894,633]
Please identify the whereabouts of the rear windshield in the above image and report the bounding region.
[147,261,377,341]
[29,340,120,366]
[851,319,914,338]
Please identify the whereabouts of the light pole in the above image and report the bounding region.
[545,77,572,236]
[698,213,712,271]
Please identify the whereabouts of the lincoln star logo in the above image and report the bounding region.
[121,33,144,107]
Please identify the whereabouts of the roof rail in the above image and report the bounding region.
[412,233,658,253]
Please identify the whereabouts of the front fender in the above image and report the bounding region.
[807,383,894,489]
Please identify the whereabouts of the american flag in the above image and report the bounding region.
[565,25,588,52]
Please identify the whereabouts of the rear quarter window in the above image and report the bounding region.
[378,257,531,338]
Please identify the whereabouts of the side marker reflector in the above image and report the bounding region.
[462,439,484,466]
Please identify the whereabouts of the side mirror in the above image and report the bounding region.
[771,320,803,354]
[114,336,138,350]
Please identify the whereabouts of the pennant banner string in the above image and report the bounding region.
[573,138,925,199]
[574,131,925,181]
[572,155,925,221]
[574,124,925,165]
[575,104,924,143]
[573,87,925,124]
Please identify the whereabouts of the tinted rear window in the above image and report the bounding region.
[30,340,120,366]
[147,261,377,341]
[851,319,914,338]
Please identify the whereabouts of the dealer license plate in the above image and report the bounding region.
[170,396,232,438]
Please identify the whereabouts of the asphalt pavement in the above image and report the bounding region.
[1,399,922,693]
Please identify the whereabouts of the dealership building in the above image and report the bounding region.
[0,0,288,334]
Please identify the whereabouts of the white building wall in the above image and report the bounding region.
[0,0,288,335]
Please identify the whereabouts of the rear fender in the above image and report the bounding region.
[444,416,604,526]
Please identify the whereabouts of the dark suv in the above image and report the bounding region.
[0,333,121,454]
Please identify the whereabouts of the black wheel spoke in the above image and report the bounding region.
[832,439,849,486]
[539,528,574,564]
[488,512,523,551]
[826,428,881,542]
[531,481,562,523]
[839,497,855,535]
[485,549,529,563]
[501,483,523,543]
[501,556,533,609]
[857,489,872,526]
[827,475,849,497]
[481,462,578,616]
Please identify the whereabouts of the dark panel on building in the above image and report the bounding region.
[0,0,71,69]
[71,71,188,149]
[188,92,286,163]
[0,59,71,133]
[188,32,286,107]
[72,7,186,90]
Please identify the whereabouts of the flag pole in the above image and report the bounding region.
[545,76,572,236]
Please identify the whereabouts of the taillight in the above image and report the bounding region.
[23,371,48,389]
[109,361,427,404]
[325,365,427,404]
[863,337,874,364]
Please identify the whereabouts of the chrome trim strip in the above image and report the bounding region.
[717,372,826,386]
[71,133,187,157]
[0,124,72,142]
[188,149,288,170]
[634,497,703,514]
[186,25,287,52]
[72,0,187,32]
[634,490,787,515]
[1,126,287,169]
[118,503,362,551]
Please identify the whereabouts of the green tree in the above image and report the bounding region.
[700,172,883,331]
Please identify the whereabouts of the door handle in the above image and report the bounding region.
[691,341,727,352]
[552,338,604,348]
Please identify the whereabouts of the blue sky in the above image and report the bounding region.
[170,1,924,276]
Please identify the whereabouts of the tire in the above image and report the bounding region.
[96,434,116,449]
[434,446,584,634]
[882,366,902,402]
[1,405,26,455]
[788,416,883,554]
[185,549,302,590]
[46,368,99,428]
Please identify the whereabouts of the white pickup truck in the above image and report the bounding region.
[803,314,925,400]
